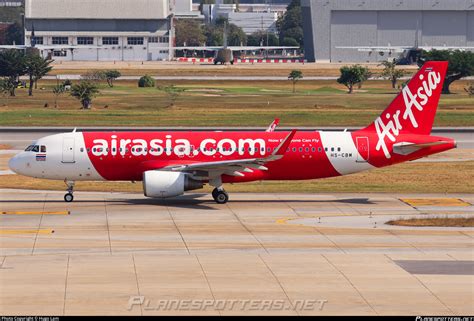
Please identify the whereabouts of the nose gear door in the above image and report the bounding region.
[62,137,75,163]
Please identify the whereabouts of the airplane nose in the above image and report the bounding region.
[8,155,20,174]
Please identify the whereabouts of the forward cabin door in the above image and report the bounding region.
[356,137,369,163]
[62,137,75,163]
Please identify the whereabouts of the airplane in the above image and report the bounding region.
[336,44,474,64]
[9,61,456,204]
[173,22,299,65]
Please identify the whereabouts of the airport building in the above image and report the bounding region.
[24,0,175,61]
[302,0,474,63]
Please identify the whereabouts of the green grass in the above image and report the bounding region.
[0,79,472,127]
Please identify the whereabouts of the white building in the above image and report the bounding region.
[202,1,283,34]
[24,0,173,61]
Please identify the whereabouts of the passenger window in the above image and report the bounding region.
[337,147,341,152]
[331,147,334,152]
[80,147,84,152]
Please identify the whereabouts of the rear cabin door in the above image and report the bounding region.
[62,137,75,163]
[356,137,369,163]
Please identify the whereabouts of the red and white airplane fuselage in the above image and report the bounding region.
[9,62,456,203]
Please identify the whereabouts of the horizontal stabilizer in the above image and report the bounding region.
[393,141,450,156]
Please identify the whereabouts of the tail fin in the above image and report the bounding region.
[362,61,448,136]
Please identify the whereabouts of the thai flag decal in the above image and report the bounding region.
[36,153,46,161]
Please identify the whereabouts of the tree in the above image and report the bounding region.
[0,49,27,96]
[104,70,121,87]
[138,75,155,88]
[81,70,106,83]
[204,25,223,46]
[52,84,66,108]
[0,78,14,106]
[337,65,371,94]
[419,50,474,94]
[25,53,53,96]
[277,0,303,47]
[5,22,23,45]
[288,70,303,93]
[247,32,279,46]
[158,85,184,107]
[227,23,246,46]
[175,20,206,46]
[70,81,100,109]
[204,18,246,46]
[379,60,407,89]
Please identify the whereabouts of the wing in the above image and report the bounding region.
[172,46,299,51]
[161,130,296,179]
[35,45,101,50]
[226,46,299,51]
[172,46,223,51]
[335,46,408,53]
[0,45,27,49]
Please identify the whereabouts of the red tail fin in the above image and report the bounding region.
[362,61,448,136]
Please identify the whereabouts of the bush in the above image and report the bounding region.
[138,75,155,88]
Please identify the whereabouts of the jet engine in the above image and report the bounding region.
[143,170,203,198]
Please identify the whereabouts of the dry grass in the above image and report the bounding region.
[386,217,474,227]
[1,78,472,127]
[48,61,419,77]
[0,144,12,150]
[0,161,472,194]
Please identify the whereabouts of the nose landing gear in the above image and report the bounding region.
[64,180,75,202]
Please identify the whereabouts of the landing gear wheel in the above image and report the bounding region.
[64,193,74,202]
[214,190,229,204]
[212,188,219,200]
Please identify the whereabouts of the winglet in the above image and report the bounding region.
[272,130,296,156]
[266,118,280,132]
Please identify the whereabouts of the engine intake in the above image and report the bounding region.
[143,170,203,198]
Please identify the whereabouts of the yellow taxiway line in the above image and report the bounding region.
[0,229,55,235]
[401,198,471,207]
[1,211,70,215]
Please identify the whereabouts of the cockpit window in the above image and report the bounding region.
[24,145,42,152]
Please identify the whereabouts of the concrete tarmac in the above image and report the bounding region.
[0,189,472,315]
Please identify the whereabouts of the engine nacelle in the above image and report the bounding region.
[142,170,203,198]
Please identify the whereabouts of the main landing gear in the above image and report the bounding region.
[212,187,229,204]
[64,180,75,202]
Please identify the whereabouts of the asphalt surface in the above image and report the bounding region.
[0,190,472,315]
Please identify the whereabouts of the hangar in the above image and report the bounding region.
[24,0,173,61]
[302,0,474,63]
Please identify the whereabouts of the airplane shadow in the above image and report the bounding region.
[0,195,375,210]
